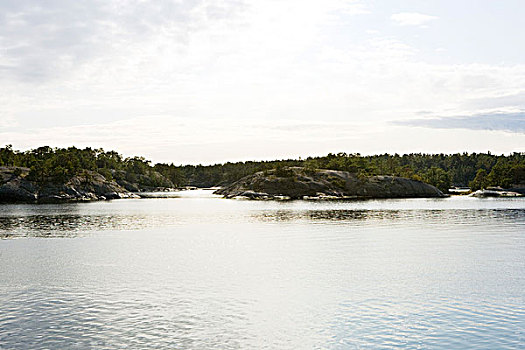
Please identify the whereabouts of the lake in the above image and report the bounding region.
[0,190,524,349]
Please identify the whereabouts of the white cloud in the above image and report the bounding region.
[0,115,374,163]
[2,115,523,164]
[0,112,17,130]
[0,1,524,162]
[391,12,438,27]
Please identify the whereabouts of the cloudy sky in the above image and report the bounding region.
[1,0,524,164]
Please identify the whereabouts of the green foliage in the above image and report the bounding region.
[328,176,346,188]
[154,163,185,187]
[98,168,113,180]
[274,164,294,178]
[304,160,319,175]
[1,146,178,188]
[423,167,451,193]
[486,159,513,188]
[469,169,488,190]
[510,164,525,185]
[0,144,17,166]
[1,145,523,190]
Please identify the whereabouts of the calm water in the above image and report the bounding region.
[0,190,524,349]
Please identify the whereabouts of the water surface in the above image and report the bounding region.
[1,190,524,348]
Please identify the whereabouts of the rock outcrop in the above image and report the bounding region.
[470,189,522,197]
[0,166,137,203]
[215,167,445,199]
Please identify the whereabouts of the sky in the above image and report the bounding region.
[1,0,524,164]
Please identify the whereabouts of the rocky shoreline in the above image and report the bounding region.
[214,167,445,200]
[0,166,136,203]
[1,165,447,203]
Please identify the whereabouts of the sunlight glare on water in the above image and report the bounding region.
[0,190,524,349]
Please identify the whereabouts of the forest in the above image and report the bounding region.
[0,145,524,193]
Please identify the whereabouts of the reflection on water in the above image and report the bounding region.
[258,208,525,224]
[259,209,371,222]
[1,192,524,348]
[2,207,523,238]
[0,214,151,238]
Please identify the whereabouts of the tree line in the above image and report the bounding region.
[1,145,523,192]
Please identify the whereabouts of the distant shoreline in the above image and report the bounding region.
[1,146,523,202]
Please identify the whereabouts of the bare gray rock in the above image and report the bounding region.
[0,167,136,203]
[215,167,445,199]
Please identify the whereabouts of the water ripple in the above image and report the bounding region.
[1,208,523,238]
[0,196,524,348]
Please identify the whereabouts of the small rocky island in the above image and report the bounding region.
[215,167,445,199]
